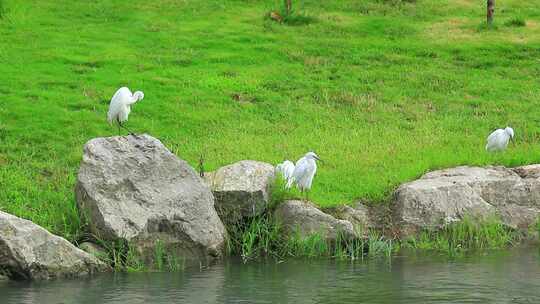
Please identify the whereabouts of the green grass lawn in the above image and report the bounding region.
[1,0,540,241]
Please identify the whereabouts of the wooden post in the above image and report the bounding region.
[487,0,495,25]
[285,0,292,15]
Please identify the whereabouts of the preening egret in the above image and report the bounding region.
[292,151,322,200]
[107,87,144,135]
[486,127,514,152]
[276,160,295,189]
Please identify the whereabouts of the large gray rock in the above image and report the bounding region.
[0,211,108,280]
[274,200,356,241]
[75,134,227,263]
[204,160,275,227]
[393,166,540,237]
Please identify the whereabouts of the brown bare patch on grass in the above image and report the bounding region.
[424,18,476,42]
[425,17,540,44]
[452,0,476,9]
[314,90,377,110]
[317,13,356,25]
[508,20,540,44]
[304,56,329,67]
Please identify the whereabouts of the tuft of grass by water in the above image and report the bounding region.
[505,17,526,27]
[525,218,540,239]
[225,213,284,261]
[366,232,397,258]
[282,231,330,257]
[154,239,165,271]
[152,239,187,272]
[404,217,519,254]
[229,210,399,261]
[281,229,399,260]
[95,239,144,272]
[92,238,185,272]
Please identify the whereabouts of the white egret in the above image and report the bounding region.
[485,127,514,152]
[107,87,144,135]
[276,160,295,189]
[292,151,322,200]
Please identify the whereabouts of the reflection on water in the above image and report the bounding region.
[1,248,539,304]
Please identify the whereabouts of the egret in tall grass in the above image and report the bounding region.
[107,87,144,135]
[292,152,322,200]
[276,160,295,189]
[486,127,514,152]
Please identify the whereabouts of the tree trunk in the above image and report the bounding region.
[487,0,495,25]
[285,0,292,15]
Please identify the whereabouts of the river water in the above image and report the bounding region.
[1,248,539,304]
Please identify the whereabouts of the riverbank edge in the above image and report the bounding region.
[72,201,539,273]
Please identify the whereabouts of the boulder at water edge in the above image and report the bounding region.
[330,202,376,237]
[0,211,108,280]
[274,200,357,241]
[204,160,275,227]
[75,134,227,262]
[393,165,540,237]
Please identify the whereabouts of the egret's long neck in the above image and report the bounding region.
[127,95,139,105]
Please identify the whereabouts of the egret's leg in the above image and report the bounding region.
[116,118,125,136]
[300,188,308,202]
[117,119,136,136]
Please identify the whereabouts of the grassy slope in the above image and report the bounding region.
[1,0,540,240]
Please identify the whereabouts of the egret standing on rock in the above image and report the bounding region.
[276,160,295,189]
[107,87,144,135]
[486,127,515,152]
[292,152,322,200]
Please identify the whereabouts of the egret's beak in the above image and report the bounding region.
[316,157,323,163]
[511,136,515,144]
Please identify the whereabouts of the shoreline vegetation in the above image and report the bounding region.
[2,0,540,275]
[87,208,535,273]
